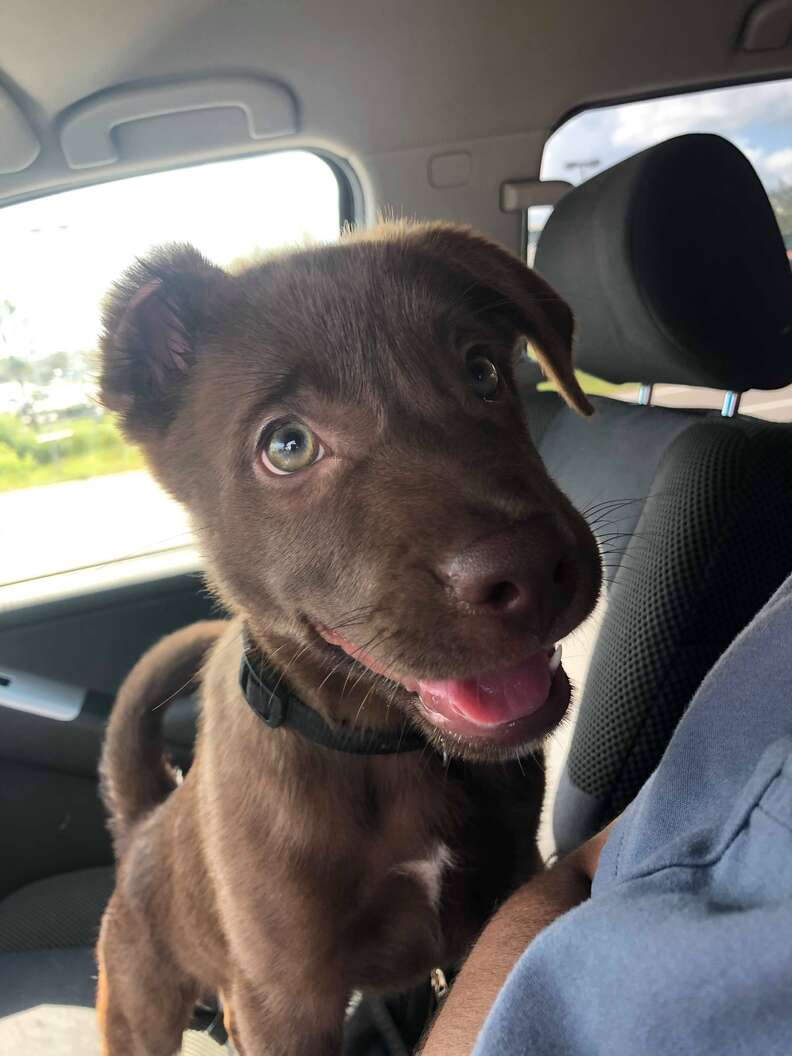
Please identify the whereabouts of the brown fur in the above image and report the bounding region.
[96,222,601,1055]
[96,943,111,1056]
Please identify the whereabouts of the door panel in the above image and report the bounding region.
[0,569,220,896]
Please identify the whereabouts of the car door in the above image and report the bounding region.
[0,144,350,904]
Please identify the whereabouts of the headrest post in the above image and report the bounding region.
[637,383,654,407]
[721,391,742,418]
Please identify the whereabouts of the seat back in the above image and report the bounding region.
[525,134,792,850]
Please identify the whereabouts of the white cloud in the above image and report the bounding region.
[542,78,792,190]
[732,142,792,189]
[765,147,792,174]
[610,81,792,152]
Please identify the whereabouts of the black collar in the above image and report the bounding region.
[239,633,426,755]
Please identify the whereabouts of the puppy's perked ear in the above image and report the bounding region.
[403,224,593,417]
[99,244,225,437]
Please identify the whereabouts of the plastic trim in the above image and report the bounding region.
[61,76,298,170]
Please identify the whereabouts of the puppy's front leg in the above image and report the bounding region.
[96,906,199,1056]
[227,975,346,1056]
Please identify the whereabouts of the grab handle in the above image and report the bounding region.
[61,76,298,170]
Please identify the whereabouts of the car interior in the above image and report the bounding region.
[1,1,792,1053]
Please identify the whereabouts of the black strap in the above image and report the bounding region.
[239,635,426,755]
[189,998,228,1044]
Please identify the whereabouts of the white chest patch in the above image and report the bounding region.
[395,842,454,910]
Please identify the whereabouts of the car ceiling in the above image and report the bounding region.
[2,0,791,250]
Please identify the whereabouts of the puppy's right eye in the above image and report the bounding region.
[260,420,324,476]
[467,354,499,400]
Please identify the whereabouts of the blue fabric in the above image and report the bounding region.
[475,574,792,1056]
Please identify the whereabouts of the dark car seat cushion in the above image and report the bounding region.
[0,867,114,954]
[528,134,792,851]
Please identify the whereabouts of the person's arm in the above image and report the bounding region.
[420,822,614,1056]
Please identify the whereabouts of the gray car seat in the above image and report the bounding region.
[524,133,792,851]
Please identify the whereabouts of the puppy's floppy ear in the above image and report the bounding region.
[99,243,224,437]
[403,223,593,417]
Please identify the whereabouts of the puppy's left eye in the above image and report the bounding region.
[260,420,324,476]
[467,354,499,399]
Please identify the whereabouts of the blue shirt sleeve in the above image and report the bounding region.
[474,574,792,1056]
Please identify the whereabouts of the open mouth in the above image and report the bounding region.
[313,622,570,747]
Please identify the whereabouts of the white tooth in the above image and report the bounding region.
[549,643,562,674]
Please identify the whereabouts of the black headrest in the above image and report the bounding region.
[535,134,792,391]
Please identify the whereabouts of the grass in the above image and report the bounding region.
[0,446,143,490]
[0,412,143,493]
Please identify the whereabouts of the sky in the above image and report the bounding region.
[542,76,792,190]
[534,76,792,234]
[0,150,340,362]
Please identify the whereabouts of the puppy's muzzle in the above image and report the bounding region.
[437,515,581,641]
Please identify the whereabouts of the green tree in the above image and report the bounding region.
[769,183,792,250]
[0,301,33,399]
[4,355,33,398]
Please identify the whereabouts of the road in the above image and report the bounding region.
[0,471,190,586]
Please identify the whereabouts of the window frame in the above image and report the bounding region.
[0,145,360,598]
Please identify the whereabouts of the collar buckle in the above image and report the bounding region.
[239,648,286,728]
[262,686,285,728]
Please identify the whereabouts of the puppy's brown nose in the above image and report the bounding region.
[439,518,579,632]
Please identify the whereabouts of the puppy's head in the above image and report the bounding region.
[100,223,601,759]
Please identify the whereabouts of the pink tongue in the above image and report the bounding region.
[417,652,552,728]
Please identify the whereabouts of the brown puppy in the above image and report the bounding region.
[96,222,601,1056]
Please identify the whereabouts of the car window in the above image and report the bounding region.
[530,78,792,419]
[0,151,342,587]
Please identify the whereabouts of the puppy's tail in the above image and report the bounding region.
[99,620,226,855]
